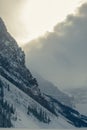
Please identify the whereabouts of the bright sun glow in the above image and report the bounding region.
[15,0,86,45]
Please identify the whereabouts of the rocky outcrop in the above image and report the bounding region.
[0,18,39,95]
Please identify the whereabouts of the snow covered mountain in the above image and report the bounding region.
[0,17,87,128]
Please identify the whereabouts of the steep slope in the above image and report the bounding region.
[0,79,14,127]
[0,17,87,128]
[0,17,40,95]
[0,75,74,128]
[1,72,87,128]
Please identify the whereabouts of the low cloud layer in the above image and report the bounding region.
[24,3,87,89]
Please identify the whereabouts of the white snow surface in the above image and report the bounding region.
[0,75,74,128]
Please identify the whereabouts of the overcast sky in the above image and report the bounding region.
[0,0,85,45]
[24,3,87,89]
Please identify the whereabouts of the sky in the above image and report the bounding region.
[0,0,86,45]
[24,2,87,89]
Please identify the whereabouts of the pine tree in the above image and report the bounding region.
[7,85,10,91]
[10,104,14,114]
[0,80,13,127]
[0,81,4,106]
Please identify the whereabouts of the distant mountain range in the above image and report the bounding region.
[30,70,74,107]
[66,87,87,115]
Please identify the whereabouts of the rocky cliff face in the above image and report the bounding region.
[0,18,40,96]
[0,18,25,65]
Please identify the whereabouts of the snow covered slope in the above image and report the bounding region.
[1,73,87,128]
[0,75,74,128]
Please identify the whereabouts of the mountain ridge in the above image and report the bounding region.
[0,17,87,128]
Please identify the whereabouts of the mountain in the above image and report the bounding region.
[30,71,74,107]
[0,17,87,128]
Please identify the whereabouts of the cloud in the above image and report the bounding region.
[24,3,87,88]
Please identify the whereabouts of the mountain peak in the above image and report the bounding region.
[0,18,24,65]
[0,17,7,33]
[0,18,39,95]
